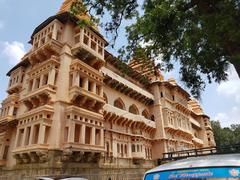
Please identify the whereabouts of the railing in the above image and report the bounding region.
[158,144,240,165]
[73,27,105,61]
[104,104,156,129]
[32,19,63,50]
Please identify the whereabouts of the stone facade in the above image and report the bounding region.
[0,0,215,179]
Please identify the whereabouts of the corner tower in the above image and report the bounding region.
[0,0,107,172]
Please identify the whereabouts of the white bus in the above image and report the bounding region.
[144,153,240,180]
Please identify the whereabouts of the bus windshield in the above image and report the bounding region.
[144,167,240,180]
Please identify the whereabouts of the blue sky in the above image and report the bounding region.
[0,0,239,127]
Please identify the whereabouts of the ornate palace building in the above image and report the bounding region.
[0,0,215,179]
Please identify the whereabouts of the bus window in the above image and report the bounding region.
[144,154,240,180]
[144,167,240,180]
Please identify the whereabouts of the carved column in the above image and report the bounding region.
[74,71,80,87]
[99,86,104,97]
[39,74,44,87]
[68,121,75,143]
[83,77,88,90]
[32,78,36,91]
[80,124,86,144]
[8,106,14,116]
[48,68,56,85]
[90,127,96,145]
[21,127,27,147]
[38,124,46,144]
[92,82,96,94]
[52,23,58,40]
[100,129,104,146]
[29,125,34,145]
[14,129,20,148]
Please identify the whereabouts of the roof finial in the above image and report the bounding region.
[58,0,79,14]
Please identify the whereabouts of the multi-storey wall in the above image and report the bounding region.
[0,0,215,179]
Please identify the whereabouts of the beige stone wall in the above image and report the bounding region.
[0,0,215,178]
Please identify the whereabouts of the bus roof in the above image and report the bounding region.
[147,154,240,174]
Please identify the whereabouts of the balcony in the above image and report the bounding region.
[13,146,49,164]
[164,121,193,138]
[132,152,144,159]
[27,55,60,76]
[190,118,201,129]
[102,67,154,105]
[175,96,188,107]
[205,124,213,130]
[26,20,64,64]
[70,59,103,82]
[7,67,25,94]
[66,105,104,122]
[69,81,105,113]
[192,137,204,146]
[72,27,105,70]
[13,106,53,164]
[18,105,54,120]
[22,84,56,111]
[176,127,193,138]
[0,94,19,124]
[103,104,156,131]
[13,144,49,154]
[164,122,177,133]
[0,115,16,124]
[64,106,104,153]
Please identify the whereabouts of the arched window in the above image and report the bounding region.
[114,98,125,110]
[137,145,140,152]
[121,144,123,156]
[125,145,127,155]
[150,115,155,121]
[142,109,150,119]
[129,104,139,115]
[132,144,135,152]
[117,143,120,153]
[103,93,108,103]
[106,142,110,156]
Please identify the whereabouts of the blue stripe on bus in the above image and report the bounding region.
[144,167,240,180]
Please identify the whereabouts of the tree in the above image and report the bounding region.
[211,121,240,147]
[71,0,240,98]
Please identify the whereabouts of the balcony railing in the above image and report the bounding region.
[132,152,144,159]
[164,120,193,137]
[32,19,63,51]
[69,86,104,104]
[190,118,201,129]
[104,104,156,129]
[7,67,25,94]
[192,137,204,145]
[72,27,105,64]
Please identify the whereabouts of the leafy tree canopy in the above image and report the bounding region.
[211,121,240,146]
[71,0,240,98]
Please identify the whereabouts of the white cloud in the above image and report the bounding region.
[213,64,240,127]
[0,41,26,65]
[214,106,240,127]
[217,65,240,103]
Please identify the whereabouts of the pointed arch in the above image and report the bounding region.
[142,109,150,119]
[103,93,108,103]
[114,98,125,110]
[129,104,139,115]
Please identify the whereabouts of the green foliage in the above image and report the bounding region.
[70,0,100,28]
[211,120,240,147]
[72,0,240,98]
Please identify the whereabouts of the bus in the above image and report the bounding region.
[144,153,240,180]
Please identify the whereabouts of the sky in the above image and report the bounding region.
[0,0,239,127]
